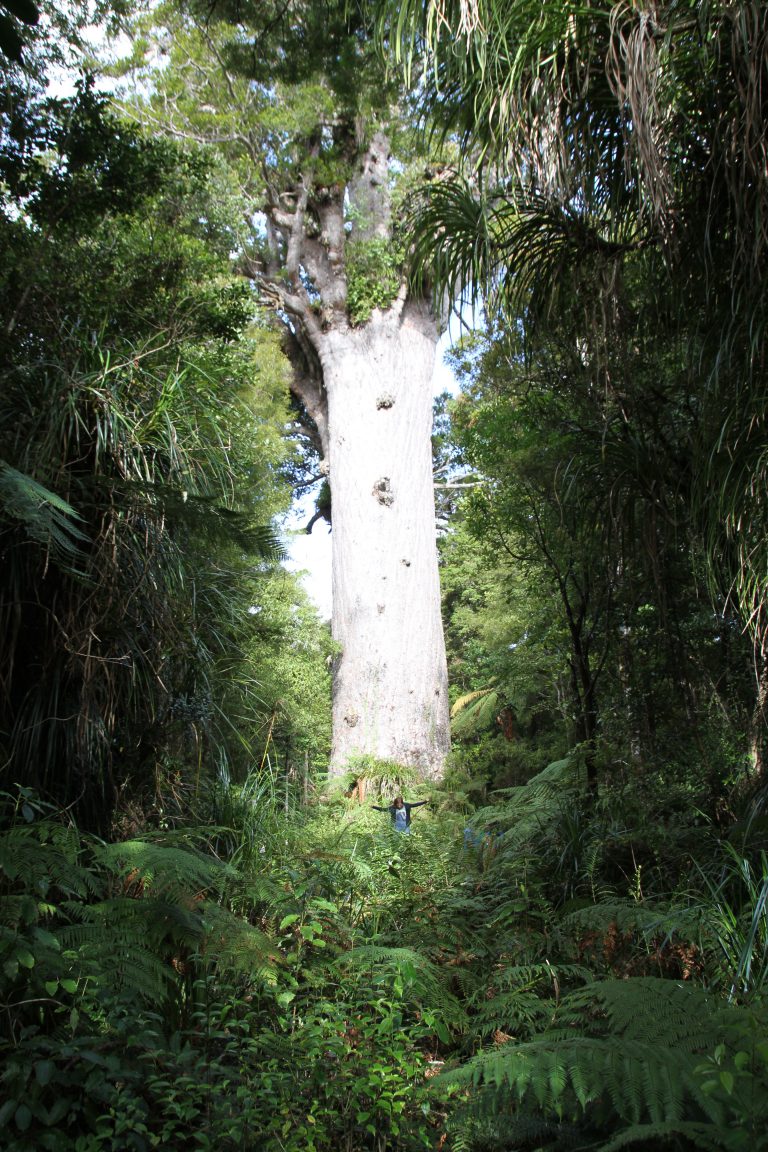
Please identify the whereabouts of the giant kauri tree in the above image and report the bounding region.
[125,0,451,777]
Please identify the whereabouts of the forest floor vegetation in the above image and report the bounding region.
[2,756,767,1151]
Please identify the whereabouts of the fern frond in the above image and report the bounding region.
[0,461,89,563]
[0,823,99,903]
[439,1035,701,1123]
[95,839,232,900]
[200,902,281,985]
[232,872,286,914]
[598,1120,740,1151]
[469,989,545,1038]
[435,978,766,1138]
[450,687,501,734]
[450,687,498,718]
[468,963,592,1038]
[565,978,720,1051]
[336,944,444,1000]
[469,757,587,846]
[562,902,682,939]
[59,901,175,1005]
[445,1111,581,1152]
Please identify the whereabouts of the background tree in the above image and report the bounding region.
[444,312,757,802]
[115,0,451,778]
[440,512,569,797]
[0,78,328,828]
[0,0,39,65]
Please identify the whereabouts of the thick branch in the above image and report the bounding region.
[433,481,485,489]
[281,327,329,460]
[282,147,317,282]
[310,191,347,312]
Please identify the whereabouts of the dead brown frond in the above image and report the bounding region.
[606,0,675,236]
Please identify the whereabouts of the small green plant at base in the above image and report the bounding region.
[343,755,424,802]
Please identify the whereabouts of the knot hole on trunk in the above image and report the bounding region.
[373,476,394,506]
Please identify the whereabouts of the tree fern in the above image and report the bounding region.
[560,898,703,980]
[562,901,676,937]
[466,962,592,1041]
[434,977,768,1148]
[443,1034,697,1126]
[450,686,503,737]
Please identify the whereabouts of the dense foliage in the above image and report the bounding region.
[3,754,768,1150]
[439,320,759,801]
[0,73,332,829]
[387,0,768,738]
[1,1,768,1150]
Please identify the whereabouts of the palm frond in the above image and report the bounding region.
[0,461,89,564]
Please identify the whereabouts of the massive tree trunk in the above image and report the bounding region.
[322,299,450,774]
[118,12,451,776]
[263,128,451,778]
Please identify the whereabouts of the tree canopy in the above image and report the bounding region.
[384,0,768,668]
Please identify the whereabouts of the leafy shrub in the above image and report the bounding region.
[345,239,404,325]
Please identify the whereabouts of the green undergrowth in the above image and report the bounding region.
[2,763,767,1151]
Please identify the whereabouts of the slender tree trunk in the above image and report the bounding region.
[569,650,598,797]
[321,298,450,775]
[617,623,644,762]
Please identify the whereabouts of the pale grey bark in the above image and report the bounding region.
[264,129,451,778]
[348,129,392,241]
[322,297,450,774]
